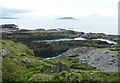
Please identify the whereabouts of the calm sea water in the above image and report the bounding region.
[1,17,118,35]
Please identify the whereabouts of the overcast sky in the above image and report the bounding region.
[0,0,119,19]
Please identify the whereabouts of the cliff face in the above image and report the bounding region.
[2,30,80,42]
[81,33,120,44]
[2,27,120,44]
[28,39,115,58]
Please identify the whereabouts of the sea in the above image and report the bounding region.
[1,17,118,35]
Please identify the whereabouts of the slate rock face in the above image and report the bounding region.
[58,46,119,72]
[79,49,119,72]
[40,61,70,74]
[55,61,70,73]
[81,33,106,39]
[40,65,54,73]
[81,32,120,44]
[59,47,95,57]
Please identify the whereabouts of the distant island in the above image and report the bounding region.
[58,17,76,20]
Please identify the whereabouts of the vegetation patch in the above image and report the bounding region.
[1,39,119,82]
[70,63,97,70]
[109,48,120,51]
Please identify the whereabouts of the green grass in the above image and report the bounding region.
[1,39,34,56]
[3,58,32,81]
[52,70,83,81]
[70,63,97,70]
[94,72,120,81]
[109,48,120,51]
[1,39,120,82]
[1,39,54,82]
[59,56,79,66]
[28,73,54,81]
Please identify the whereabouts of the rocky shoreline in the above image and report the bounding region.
[1,24,120,44]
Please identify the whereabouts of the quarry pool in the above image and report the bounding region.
[34,50,66,58]
[34,37,117,58]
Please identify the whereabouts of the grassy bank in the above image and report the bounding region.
[1,39,119,82]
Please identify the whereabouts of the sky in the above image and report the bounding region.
[0,0,119,35]
[0,0,119,19]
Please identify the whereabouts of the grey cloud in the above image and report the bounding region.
[88,14,100,17]
[0,7,31,19]
[0,17,18,19]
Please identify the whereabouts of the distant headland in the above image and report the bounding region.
[1,24,120,44]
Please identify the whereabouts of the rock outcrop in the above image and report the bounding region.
[59,47,119,72]
[81,33,120,44]
[40,61,70,74]
[79,49,119,72]
[0,48,10,57]
[22,58,31,64]
[55,61,70,73]
[20,53,27,56]
[59,47,95,57]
